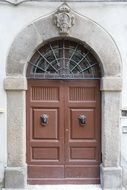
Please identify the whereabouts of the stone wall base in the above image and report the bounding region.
[0,163,4,190]
[100,165,123,189]
[122,166,127,190]
[5,167,26,188]
[0,182,4,190]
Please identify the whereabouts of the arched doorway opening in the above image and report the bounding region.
[26,38,101,184]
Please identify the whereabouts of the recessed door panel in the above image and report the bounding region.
[26,80,101,184]
[69,87,95,101]
[32,147,59,160]
[70,109,95,139]
[28,165,64,178]
[31,86,59,101]
[70,147,96,160]
[65,165,100,178]
[33,109,58,139]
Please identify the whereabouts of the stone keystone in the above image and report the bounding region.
[53,3,75,36]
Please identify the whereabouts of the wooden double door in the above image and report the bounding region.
[26,80,101,184]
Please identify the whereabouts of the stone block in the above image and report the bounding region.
[0,163,4,189]
[101,77,122,91]
[7,91,26,166]
[5,167,26,188]
[101,91,121,167]
[122,166,127,190]
[100,165,122,189]
[4,77,27,91]
[0,163,4,184]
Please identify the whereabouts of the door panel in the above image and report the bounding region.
[70,109,95,139]
[28,165,64,178]
[64,81,101,183]
[26,80,65,168]
[70,147,96,160]
[26,80,101,184]
[64,165,99,178]
[33,108,58,139]
[32,147,59,160]
[69,87,95,101]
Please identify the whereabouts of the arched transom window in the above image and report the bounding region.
[27,39,101,79]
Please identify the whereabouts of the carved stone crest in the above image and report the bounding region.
[54,3,75,35]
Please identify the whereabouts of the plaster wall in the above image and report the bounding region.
[0,2,127,188]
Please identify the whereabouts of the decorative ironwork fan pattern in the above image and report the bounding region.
[27,39,101,79]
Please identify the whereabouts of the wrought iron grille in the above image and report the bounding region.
[27,39,101,79]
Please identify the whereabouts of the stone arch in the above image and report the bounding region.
[4,4,122,189]
[6,10,121,77]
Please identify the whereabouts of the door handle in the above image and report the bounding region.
[78,115,87,126]
[40,114,48,126]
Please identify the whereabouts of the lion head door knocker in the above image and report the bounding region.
[78,114,87,126]
[40,114,48,126]
[54,3,75,35]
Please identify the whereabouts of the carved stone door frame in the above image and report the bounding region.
[4,4,122,189]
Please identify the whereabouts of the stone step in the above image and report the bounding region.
[3,185,102,190]
[29,185,102,190]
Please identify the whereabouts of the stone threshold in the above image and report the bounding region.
[28,185,102,190]
[3,185,126,190]
[3,185,102,190]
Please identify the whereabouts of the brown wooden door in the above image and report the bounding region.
[26,80,101,184]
